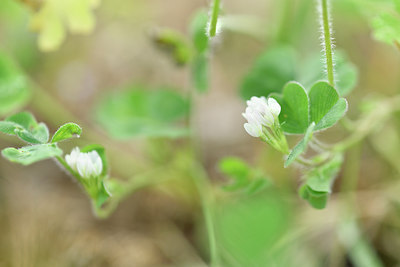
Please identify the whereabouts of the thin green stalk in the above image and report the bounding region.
[320,0,335,86]
[209,0,221,37]
[192,163,219,267]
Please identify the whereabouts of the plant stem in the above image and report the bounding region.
[192,163,219,267]
[209,0,221,37]
[320,0,335,86]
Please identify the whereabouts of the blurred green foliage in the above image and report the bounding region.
[216,189,291,266]
[219,157,272,195]
[95,86,190,139]
[0,52,30,116]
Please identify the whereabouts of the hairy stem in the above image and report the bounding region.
[320,0,335,86]
[209,0,221,37]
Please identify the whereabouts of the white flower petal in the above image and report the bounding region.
[244,122,262,137]
[267,97,281,117]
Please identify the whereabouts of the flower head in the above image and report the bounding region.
[242,96,281,136]
[242,96,288,153]
[65,147,103,178]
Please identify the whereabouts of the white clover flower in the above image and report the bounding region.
[245,96,281,127]
[242,96,281,138]
[65,147,103,178]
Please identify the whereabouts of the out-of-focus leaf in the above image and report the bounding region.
[299,154,343,209]
[2,143,62,165]
[216,190,291,265]
[285,122,315,168]
[192,54,209,92]
[240,46,296,100]
[299,51,358,96]
[29,0,100,51]
[95,86,190,139]
[190,10,209,53]
[218,157,271,195]
[0,112,49,144]
[372,13,400,46]
[0,52,30,115]
[219,157,250,191]
[335,52,359,96]
[51,122,82,143]
[152,28,193,65]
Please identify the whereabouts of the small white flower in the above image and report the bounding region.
[245,96,281,127]
[243,97,281,138]
[65,147,103,178]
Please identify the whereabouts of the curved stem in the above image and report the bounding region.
[320,0,335,86]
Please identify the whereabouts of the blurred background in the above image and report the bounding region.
[0,0,400,266]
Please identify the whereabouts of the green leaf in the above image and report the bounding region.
[95,180,112,208]
[51,122,82,143]
[277,82,309,134]
[245,178,270,195]
[309,81,347,131]
[152,28,193,66]
[299,154,343,209]
[395,0,400,13]
[309,81,340,124]
[219,157,251,191]
[273,81,347,134]
[16,123,49,144]
[219,157,271,195]
[216,190,291,265]
[0,121,20,135]
[285,122,315,168]
[192,54,209,93]
[190,10,209,53]
[81,144,108,176]
[95,86,190,139]
[299,185,329,209]
[314,98,348,131]
[0,112,49,144]
[5,111,37,129]
[0,52,31,115]
[2,143,62,165]
[240,46,296,100]
[371,13,400,46]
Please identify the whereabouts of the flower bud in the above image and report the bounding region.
[65,147,103,178]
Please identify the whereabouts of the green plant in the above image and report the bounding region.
[1,0,400,266]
